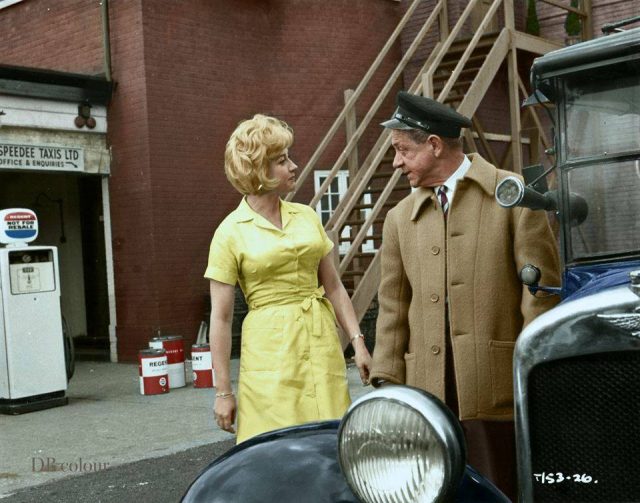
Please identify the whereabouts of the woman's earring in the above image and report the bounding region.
[258,184,264,191]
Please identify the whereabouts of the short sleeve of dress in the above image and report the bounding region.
[204,224,238,285]
[306,205,334,257]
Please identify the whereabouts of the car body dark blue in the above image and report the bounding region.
[181,418,509,503]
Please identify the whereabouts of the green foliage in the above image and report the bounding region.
[565,0,582,37]
[526,0,540,36]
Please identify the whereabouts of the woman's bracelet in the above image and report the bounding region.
[350,333,365,343]
[215,391,234,399]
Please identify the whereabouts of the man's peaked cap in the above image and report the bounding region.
[381,91,472,138]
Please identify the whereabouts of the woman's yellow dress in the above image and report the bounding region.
[205,197,350,443]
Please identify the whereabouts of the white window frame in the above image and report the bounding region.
[314,170,375,255]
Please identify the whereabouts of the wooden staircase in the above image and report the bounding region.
[287,0,591,323]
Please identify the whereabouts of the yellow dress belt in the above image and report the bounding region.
[249,286,334,339]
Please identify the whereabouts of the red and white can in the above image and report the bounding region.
[138,348,169,395]
[149,335,186,388]
[191,344,215,388]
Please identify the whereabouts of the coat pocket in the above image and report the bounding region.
[404,352,416,386]
[489,340,515,408]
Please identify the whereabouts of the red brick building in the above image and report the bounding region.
[0,0,401,361]
[1,0,637,362]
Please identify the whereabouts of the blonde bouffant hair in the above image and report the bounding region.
[224,114,294,195]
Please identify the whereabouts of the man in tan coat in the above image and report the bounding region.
[370,91,560,499]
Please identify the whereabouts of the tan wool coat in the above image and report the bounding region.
[371,153,561,421]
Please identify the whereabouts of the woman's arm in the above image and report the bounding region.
[318,255,371,384]
[209,279,237,433]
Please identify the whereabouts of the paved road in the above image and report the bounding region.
[1,439,235,503]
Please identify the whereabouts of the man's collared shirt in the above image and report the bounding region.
[433,154,471,206]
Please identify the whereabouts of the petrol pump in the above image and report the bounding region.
[0,208,68,414]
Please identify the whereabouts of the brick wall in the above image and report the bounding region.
[0,0,104,74]
[2,0,402,360]
[126,0,401,360]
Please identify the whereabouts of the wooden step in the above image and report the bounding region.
[352,201,397,211]
[433,79,474,93]
[438,54,486,70]
[340,233,382,242]
[370,171,397,180]
[433,67,480,82]
[343,216,386,226]
[444,95,464,105]
[446,33,498,55]
[366,184,411,195]
[342,270,366,278]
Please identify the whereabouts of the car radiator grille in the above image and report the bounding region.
[528,350,640,502]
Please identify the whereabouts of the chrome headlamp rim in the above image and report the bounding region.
[495,176,526,208]
[337,385,466,503]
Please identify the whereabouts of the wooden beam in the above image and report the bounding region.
[507,36,523,174]
[581,0,593,40]
[463,129,479,155]
[286,0,428,201]
[308,1,444,209]
[458,27,510,118]
[437,0,503,102]
[351,252,381,321]
[504,0,515,30]
[423,0,483,90]
[339,170,402,275]
[326,229,341,272]
[512,31,562,55]
[344,89,358,178]
[471,116,500,166]
[538,0,587,16]
[439,0,449,40]
[500,142,513,172]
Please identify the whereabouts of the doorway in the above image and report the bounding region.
[0,170,110,360]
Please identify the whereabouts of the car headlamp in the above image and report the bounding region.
[338,386,465,503]
[495,176,525,208]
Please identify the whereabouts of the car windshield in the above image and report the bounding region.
[564,64,640,160]
[567,159,640,262]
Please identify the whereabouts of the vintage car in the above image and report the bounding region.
[182,24,640,503]
[495,23,640,503]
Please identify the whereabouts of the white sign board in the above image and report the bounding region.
[0,142,84,172]
[0,208,38,244]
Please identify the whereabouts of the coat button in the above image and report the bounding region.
[430,294,439,302]
[431,246,440,255]
[431,345,441,355]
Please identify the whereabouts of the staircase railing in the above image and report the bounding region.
[296,0,572,320]
[285,0,434,204]
[331,0,508,261]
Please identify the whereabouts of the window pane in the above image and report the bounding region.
[568,158,640,260]
[564,63,640,160]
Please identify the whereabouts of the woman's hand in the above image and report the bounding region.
[214,393,237,434]
[352,337,372,385]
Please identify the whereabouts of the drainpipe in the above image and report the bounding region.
[100,0,117,361]
[100,0,112,81]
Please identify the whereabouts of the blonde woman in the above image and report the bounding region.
[205,114,371,443]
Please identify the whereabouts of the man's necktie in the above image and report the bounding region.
[437,185,449,217]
